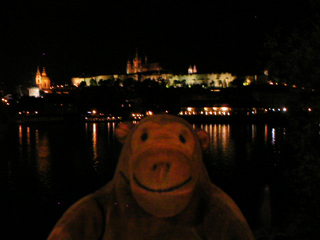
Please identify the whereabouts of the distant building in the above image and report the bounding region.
[35,66,51,90]
[170,72,236,88]
[71,50,255,88]
[72,74,122,87]
[28,87,40,98]
[188,65,197,74]
[126,50,162,74]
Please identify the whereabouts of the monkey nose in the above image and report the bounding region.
[152,162,171,180]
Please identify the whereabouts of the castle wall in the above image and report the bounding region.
[71,72,236,87]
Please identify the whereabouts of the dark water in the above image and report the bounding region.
[0,121,287,239]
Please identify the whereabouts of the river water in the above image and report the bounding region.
[0,121,288,239]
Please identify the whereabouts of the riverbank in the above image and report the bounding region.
[14,112,289,125]
[180,113,289,125]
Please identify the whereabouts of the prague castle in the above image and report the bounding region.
[72,51,237,87]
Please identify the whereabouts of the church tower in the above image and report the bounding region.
[126,49,162,74]
[132,49,142,73]
[35,66,42,86]
[35,66,51,90]
[127,60,132,74]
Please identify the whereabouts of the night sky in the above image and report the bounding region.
[1,0,309,85]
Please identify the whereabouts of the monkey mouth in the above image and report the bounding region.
[133,175,192,193]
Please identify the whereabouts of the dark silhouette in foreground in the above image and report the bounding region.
[48,114,254,239]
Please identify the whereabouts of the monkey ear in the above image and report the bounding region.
[115,122,135,144]
[196,129,210,150]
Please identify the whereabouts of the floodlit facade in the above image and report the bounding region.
[35,66,51,90]
[28,87,41,98]
[71,51,239,87]
[169,72,235,87]
[71,72,236,87]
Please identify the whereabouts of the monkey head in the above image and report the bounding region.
[115,114,209,218]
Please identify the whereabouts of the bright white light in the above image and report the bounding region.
[221,107,229,111]
[283,108,287,112]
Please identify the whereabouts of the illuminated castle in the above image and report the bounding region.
[126,50,162,74]
[35,66,51,90]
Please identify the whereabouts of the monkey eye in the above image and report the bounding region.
[179,134,186,143]
[141,133,148,142]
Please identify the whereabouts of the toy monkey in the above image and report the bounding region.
[48,114,254,239]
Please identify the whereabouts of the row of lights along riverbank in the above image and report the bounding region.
[178,106,312,116]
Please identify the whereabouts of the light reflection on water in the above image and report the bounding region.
[15,122,286,188]
[86,122,118,171]
[194,123,286,164]
[12,121,288,213]
[35,129,51,188]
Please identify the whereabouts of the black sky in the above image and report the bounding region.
[0,0,309,85]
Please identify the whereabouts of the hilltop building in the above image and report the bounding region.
[71,72,237,88]
[126,50,162,74]
[35,66,51,90]
[170,72,235,87]
[71,51,243,87]
[188,65,197,74]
